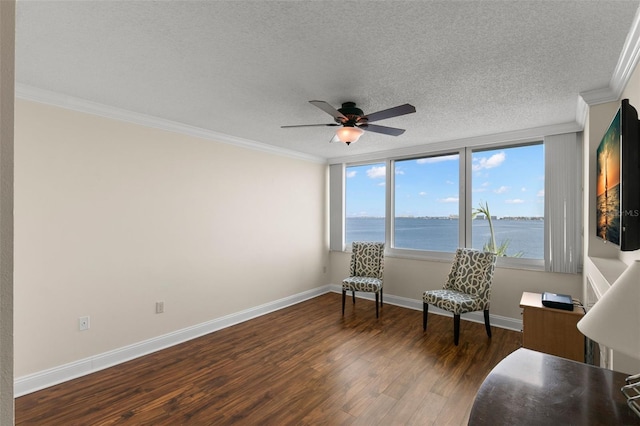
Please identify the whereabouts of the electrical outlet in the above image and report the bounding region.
[156,301,164,314]
[79,316,90,331]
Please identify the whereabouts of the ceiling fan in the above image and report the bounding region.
[281,100,416,145]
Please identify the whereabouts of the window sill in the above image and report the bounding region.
[337,247,546,272]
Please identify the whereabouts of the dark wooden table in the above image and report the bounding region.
[469,348,640,425]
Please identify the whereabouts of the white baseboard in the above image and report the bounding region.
[329,284,523,331]
[14,285,332,397]
[15,284,522,397]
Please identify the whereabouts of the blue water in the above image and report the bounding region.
[346,217,544,259]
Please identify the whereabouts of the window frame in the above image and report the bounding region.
[339,140,546,271]
[466,142,545,269]
[342,160,388,251]
[387,148,465,262]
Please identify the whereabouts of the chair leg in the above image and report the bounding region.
[375,292,379,318]
[484,309,492,338]
[423,303,429,331]
[342,289,346,315]
[380,288,383,306]
[352,290,356,304]
[454,314,461,345]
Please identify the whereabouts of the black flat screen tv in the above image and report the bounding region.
[596,99,640,251]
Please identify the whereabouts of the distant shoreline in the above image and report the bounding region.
[347,216,544,221]
[346,216,544,259]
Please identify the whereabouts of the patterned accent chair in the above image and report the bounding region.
[342,242,385,318]
[422,248,497,345]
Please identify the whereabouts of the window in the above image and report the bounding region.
[333,134,579,271]
[342,146,544,262]
[393,153,460,252]
[345,163,386,246]
[471,144,544,260]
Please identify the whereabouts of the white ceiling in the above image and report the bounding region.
[14,1,640,161]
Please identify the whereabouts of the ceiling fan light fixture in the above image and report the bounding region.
[336,126,364,145]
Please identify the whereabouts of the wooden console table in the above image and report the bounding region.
[469,348,639,425]
[520,291,585,362]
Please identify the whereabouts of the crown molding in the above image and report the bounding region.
[581,6,640,106]
[328,120,582,165]
[575,95,589,129]
[15,84,327,165]
[611,5,640,98]
[580,86,618,106]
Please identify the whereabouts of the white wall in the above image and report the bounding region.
[330,251,581,321]
[14,99,328,377]
[584,53,640,374]
[587,101,627,260]
[585,59,640,260]
[19,70,629,392]
[585,48,640,264]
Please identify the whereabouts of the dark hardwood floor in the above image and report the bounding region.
[16,292,522,425]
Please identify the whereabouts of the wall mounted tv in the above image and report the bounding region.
[596,98,640,251]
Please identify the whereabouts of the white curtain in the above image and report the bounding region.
[329,164,344,251]
[544,132,582,273]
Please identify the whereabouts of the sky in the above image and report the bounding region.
[345,144,545,218]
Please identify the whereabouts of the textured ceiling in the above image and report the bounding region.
[14,1,640,161]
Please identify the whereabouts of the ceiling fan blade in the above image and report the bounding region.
[281,123,339,128]
[309,100,348,122]
[364,104,416,123]
[360,123,406,136]
[329,134,341,143]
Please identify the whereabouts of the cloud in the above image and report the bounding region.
[537,189,545,197]
[521,187,527,192]
[377,182,385,187]
[367,166,386,179]
[419,191,427,196]
[474,181,490,192]
[505,199,525,204]
[346,170,357,178]
[416,154,458,164]
[395,169,405,175]
[493,186,509,194]
[472,151,506,171]
[445,180,455,185]
[439,197,459,203]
